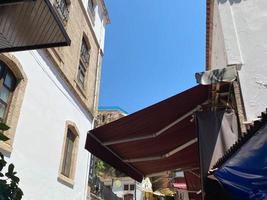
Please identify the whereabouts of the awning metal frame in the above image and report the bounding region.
[88,130,145,180]
[86,85,210,182]
[87,104,204,180]
[103,105,203,146]
[123,138,198,163]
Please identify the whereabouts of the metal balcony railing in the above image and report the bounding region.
[55,0,70,23]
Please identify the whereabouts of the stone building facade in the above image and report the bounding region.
[0,0,109,199]
[95,108,127,127]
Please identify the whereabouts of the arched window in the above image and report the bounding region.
[77,37,90,88]
[0,54,27,154]
[58,121,79,187]
[0,61,17,122]
[88,0,96,14]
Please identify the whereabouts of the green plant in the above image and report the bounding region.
[95,159,125,178]
[0,123,23,200]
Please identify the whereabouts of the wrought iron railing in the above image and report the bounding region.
[55,0,69,23]
[89,176,122,200]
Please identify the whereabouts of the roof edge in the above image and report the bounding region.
[206,0,214,70]
[99,0,110,24]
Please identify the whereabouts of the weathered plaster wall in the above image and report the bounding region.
[6,51,92,200]
[215,0,267,122]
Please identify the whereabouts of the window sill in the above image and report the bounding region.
[58,174,74,188]
[0,142,12,156]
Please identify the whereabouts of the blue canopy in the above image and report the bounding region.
[214,122,267,200]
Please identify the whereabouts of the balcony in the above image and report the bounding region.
[54,0,70,23]
[0,0,71,53]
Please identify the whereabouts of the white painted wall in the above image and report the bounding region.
[210,2,228,69]
[5,50,92,200]
[213,0,267,121]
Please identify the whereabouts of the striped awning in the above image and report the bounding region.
[0,0,70,53]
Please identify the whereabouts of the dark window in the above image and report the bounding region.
[77,62,86,87]
[102,115,105,123]
[88,0,95,13]
[77,38,90,87]
[56,0,70,22]
[0,61,17,122]
[62,129,76,177]
[130,184,135,191]
[123,184,129,191]
[80,39,90,65]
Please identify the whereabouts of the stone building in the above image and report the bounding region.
[0,0,109,199]
[95,107,128,127]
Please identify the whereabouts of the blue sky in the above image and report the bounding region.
[99,0,206,114]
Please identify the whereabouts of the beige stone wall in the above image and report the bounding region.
[95,110,127,128]
[46,0,102,117]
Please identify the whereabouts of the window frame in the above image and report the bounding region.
[76,36,91,89]
[58,121,80,188]
[77,61,87,88]
[0,63,16,123]
[88,0,95,14]
[130,184,135,191]
[123,184,129,191]
[0,54,27,155]
[87,0,96,24]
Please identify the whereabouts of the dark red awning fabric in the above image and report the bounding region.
[184,171,202,200]
[85,85,209,182]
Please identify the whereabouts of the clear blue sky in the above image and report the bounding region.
[99,0,206,114]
